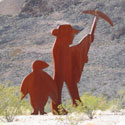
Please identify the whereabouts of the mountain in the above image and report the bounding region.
[0,0,125,100]
[0,0,25,15]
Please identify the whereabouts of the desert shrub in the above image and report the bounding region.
[0,82,31,122]
[80,93,110,119]
[56,93,110,125]
[118,88,125,108]
[64,93,110,119]
[110,88,125,114]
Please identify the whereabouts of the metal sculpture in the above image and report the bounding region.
[51,10,113,115]
[20,60,58,115]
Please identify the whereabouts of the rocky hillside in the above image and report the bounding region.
[0,0,125,101]
[0,0,25,15]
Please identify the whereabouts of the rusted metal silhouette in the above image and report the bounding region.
[51,10,113,115]
[20,60,58,115]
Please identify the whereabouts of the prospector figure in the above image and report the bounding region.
[51,10,113,115]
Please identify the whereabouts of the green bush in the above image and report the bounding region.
[56,93,111,124]
[118,88,125,109]
[109,88,125,113]
[64,93,110,119]
[0,82,31,122]
[80,93,110,119]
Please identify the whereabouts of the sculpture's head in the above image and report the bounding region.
[52,24,78,45]
[32,60,49,71]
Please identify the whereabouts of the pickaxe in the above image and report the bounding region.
[81,10,113,42]
[82,10,113,26]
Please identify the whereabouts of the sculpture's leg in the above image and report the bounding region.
[31,108,39,115]
[40,108,47,115]
[40,97,48,115]
[30,99,39,115]
[51,79,68,115]
[67,82,81,106]
[73,83,82,106]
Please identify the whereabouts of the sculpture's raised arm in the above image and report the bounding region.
[89,15,99,42]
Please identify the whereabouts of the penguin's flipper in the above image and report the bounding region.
[20,73,32,100]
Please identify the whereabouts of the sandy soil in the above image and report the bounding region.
[0,111,125,125]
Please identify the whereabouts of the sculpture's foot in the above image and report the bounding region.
[31,112,38,115]
[73,100,87,109]
[51,101,68,115]
[40,111,47,115]
[73,98,82,107]
[31,109,39,115]
[53,107,68,115]
[59,108,68,115]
